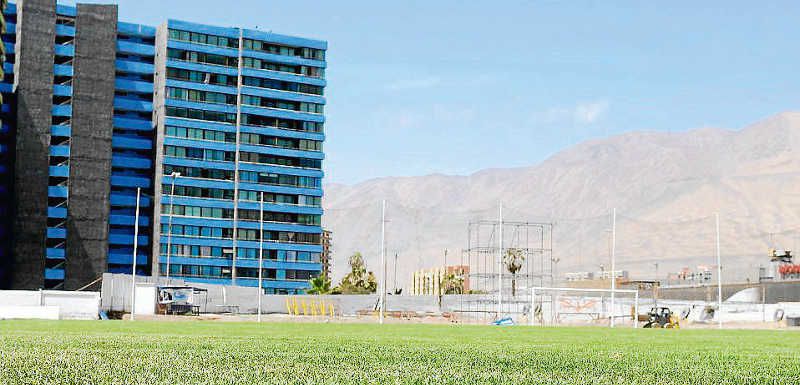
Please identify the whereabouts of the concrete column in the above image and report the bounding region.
[149,23,169,277]
[11,0,56,289]
[64,4,117,290]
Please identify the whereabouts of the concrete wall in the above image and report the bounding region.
[0,289,100,319]
[10,0,56,289]
[101,273,466,315]
[148,23,167,277]
[64,4,117,290]
[658,281,800,304]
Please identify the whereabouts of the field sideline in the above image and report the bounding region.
[1,320,799,384]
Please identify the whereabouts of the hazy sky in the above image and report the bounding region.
[71,0,800,184]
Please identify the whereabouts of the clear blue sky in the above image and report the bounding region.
[73,0,800,184]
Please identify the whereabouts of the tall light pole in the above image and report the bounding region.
[498,203,503,319]
[165,171,180,280]
[393,252,398,294]
[257,191,264,322]
[610,208,617,328]
[379,200,386,324]
[716,212,722,329]
[130,187,141,321]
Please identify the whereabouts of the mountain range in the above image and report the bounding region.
[322,112,800,290]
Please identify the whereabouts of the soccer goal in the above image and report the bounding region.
[529,287,640,328]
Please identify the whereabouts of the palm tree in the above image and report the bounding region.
[335,252,378,294]
[504,248,525,297]
[307,274,332,295]
[441,272,465,295]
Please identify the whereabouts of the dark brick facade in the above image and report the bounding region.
[11,0,56,289]
[64,4,117,290]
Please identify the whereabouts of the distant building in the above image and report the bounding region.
[563,270,628,289]
[666,266,714,286]
[760,249,798,282]
[565,271,594,281]
[411,265,470,296]
[321,229,332,278]
[594,270,628,280]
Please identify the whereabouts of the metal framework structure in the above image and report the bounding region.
[457,219,553,323]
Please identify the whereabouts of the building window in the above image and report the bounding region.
[241,56,324,79]
[166,87,237,105]
[165,125,236,143]
[241,94,323,114]
[168,29,239,49]
[161,204,233,219]
[242,38,324,60]
[166,106,236,124]
[240,114,323,133]
[167,67,237,87]
[242,76,323,96]
[167,48,238,68]
[163,166,234,181]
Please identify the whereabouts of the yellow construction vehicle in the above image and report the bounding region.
[643,307,680,328]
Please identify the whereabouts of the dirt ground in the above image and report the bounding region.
[121,313,797,330]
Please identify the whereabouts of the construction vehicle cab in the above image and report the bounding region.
[643,307,680,328]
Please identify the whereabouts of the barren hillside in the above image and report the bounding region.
[323,112,800,289]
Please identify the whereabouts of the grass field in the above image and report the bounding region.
[1,320,799,384]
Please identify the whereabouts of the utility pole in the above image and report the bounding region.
[439,249,448,308]
[610,208,617,328]
[257,191,264,323]
[379,200,386,324]
[130,187,141,321]
[393,253,398,294]
[716,212,722,329]
[165,172,180,280]
[498,203,503,319]
[654,262,659,282]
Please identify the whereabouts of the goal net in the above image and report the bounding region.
[529,287,640,327]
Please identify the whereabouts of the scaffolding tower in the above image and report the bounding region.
[458,220,553,323]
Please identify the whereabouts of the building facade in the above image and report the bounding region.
[0,0,326,294]
[0,0,8,287]
[321,229,332,278]
[411,265,470,296]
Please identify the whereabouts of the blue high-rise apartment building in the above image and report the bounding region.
[0,0,326,294]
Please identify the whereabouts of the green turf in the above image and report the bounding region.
[1,320,798,384]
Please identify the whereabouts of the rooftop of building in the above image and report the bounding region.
[5,1,326,50]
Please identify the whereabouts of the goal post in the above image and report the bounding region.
[529,287,640,328]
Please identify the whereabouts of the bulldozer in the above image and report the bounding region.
[642,307,680,328]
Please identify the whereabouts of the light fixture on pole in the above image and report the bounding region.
[131,187,141,321]
[165,171,180,280]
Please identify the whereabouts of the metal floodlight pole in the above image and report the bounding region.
[165,172,180,280]
[379,199,386,324]
[716,212,722,329]
[130,187,141,321]
[610,208,617,328]
[530,287,536,326]
[257,191,264,322]
[498,203,503,319]
[393,253,398,294]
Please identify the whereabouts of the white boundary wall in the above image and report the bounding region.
[0,290,100,320]
[530,287,640,327]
